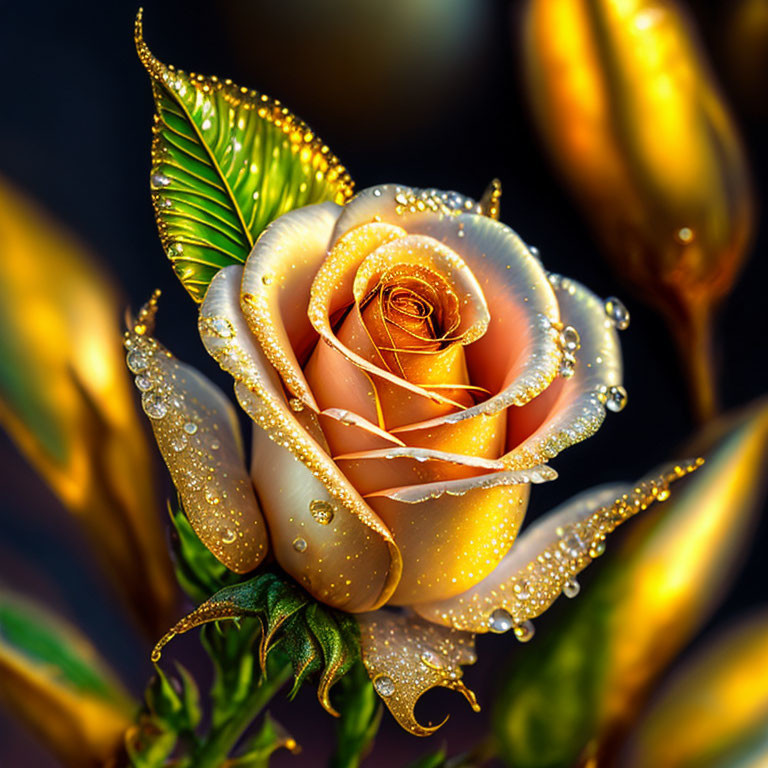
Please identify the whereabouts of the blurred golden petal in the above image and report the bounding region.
[0,176,176,636]
[0,590,134,768]
[522,0,753,420]
[493,398,768,768]
[625,610,768,768]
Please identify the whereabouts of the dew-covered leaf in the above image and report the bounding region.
[135,10,354,301]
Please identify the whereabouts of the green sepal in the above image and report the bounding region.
[135,9,354,302]
[153,571,361,716]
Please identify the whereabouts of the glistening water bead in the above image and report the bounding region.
[488,608,514,633]
[292,537,307,553]
[141,391,167,419]
[563,578,581,598]
[606,385,628,412]
[514,621,535,643]
[373,676,395,697]
[309,499,334,525]
[604,297,630,330]
[127,350,149,373]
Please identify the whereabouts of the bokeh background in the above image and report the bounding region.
[0,0,766,765]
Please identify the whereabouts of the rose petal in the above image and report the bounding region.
[307,222,473,412]
[239,201,340,409]
[333,446,504,496]
[334,184,563,425]
[365,470,547,604]
[357,610,478,737]
[200,266,402,612]
[412,461,702,632]
[127,297,268,574]
[502,273,623,467]
[351,234,490,343]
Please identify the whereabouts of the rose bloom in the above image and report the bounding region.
[131,183,637,731]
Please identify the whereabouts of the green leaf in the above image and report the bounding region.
[406,748,447,768]
[168,501,241,602]
[329,661,382,768]
[492,400,768,768]
[152,571,361,716]
[0,591,134,768]
[135,9,354,302]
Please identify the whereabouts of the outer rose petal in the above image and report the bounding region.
[502,274,623,467]
[357,610,478,736]
[126,301,268,573]
[333,184,563,427]
[200,267,402,612]
[240,201,340,409]
[365,467,557,605]
[412,461,702,632]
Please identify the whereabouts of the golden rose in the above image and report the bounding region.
[126,184,707,734]
[133,183,627,609]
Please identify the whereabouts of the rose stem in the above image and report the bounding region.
[193,658,293,768]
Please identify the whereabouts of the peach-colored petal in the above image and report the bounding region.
[307,222,470,411]
[200,266,402,612]
[358,610,478,737]
[351,234,489,343]
[239,201,340,408]
[127,297,268,574]
[365,467,556,605]
[307,308,472,442]
[413,461,702,633]
[502,273,624,468]
[333,184,563,423]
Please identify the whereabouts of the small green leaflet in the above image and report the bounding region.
[135,10,354,302]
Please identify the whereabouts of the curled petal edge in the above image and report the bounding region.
[413,459,704,633]
[502,274,624,469]
[357,610,478,736]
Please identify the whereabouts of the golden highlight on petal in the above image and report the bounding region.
[201,267,402,612]
[357,611,478,737]
[369,482,532,605]
[307,222,470,412]
[414,460,702,632]
[334,186,563,429]
[128,294,268,574]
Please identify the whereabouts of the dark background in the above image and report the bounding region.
[0,1,766,765]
